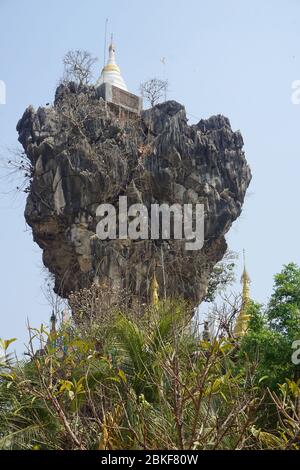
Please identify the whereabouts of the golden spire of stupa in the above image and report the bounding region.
[234,250,251,338]
[150,268,159,306]
[50,311,57,336]
[47,311,57,349]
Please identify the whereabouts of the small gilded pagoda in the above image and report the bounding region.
[234,251,251,338]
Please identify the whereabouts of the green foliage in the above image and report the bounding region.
[239,326,293,390]
[0,299,277,450]
[238,263,300,392]
[0,338,17,352]
[268,263,300,339]
[2,261,300,450]
[247,302,266,333]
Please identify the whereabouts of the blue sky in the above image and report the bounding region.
[0,0,300,353]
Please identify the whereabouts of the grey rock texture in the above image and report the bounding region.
[17,83,251,303]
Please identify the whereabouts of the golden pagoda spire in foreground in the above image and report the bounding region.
[150,269,159,306]
[234,250,251,338]
[47,311,57,349]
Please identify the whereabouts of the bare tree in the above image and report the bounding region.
[0,147,34,195]
[62,50,97,86]
[140,78,168,107]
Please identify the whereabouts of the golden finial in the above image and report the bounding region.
[202,321,211,342]
[234,250,251,338]
[150,268,159,306]
[241,249,250,304]
[47,311,57,349]
[50,311,57,336]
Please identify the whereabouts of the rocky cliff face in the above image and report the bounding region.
[17,83,251,303]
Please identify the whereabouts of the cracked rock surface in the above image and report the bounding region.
[17,83,251,303]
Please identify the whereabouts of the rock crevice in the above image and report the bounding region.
[17,83,251,302]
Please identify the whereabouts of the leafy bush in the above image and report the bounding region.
[1,296,299,450]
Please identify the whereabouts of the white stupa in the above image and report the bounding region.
[97,40,128,91]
